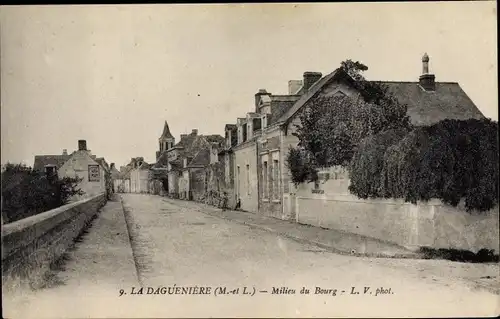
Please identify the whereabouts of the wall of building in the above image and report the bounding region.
[293,166,500,252]
[190,168,206,202]
[179,170,190,200]
[258,129,283,219]
[58,150,106,200]
[167,171,179,197]
[2,193,106,290]
[234,141,259,213]
[129,169,149,193]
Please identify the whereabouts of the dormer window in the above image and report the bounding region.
[45,165,55,176]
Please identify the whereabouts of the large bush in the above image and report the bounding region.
[348,128,410,198]
[349,118,499,212]
[1,163,83,223]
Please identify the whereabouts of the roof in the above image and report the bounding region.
[111,166,121,178]
[33,155,70,171]
[205,134,224,144]
[187,148,210,168]
[278,68,484,127]
[95,157,109,172]
[379,81,484,126]
[278,68,347,124]
[160,121,174,140]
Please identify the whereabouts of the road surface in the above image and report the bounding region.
[3,194,498,318]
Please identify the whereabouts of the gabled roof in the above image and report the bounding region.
[278,68,485,127]
[187,148,210,168]
[33,155,70,171]
[278,68,348,124]
[95,157,109,172]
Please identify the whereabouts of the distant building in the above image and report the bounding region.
[33,140,109,201]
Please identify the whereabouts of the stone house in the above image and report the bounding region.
[33,140,109,201]
[230,54,485,220]
[114,157,147,193]
[152,121,224,199]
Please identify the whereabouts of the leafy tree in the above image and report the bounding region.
[1,163,84,223]
[287,59,411,184]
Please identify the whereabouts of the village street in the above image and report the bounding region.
[3,193,499,318]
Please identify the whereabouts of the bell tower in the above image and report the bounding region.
[157,120,175,160]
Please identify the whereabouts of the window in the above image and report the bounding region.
[45,166,55,176]
[242,124,247,142]
[263,161,268,199]
[253,118,262,131]
[246,164,250,195]
[273,159,279,200]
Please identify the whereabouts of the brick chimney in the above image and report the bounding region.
[288,80,303,95]
[419,53,436,91]
[110,163,115,170]
[62,149,68,156]
[303,72,322,92]
[180,134,188,140]
[78,140,87,151]
[191,129,198,135]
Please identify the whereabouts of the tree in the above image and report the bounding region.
[287,59,411,184]
[1,163,84,223]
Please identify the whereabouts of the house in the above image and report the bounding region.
[114,157,148,193]
[33,140,109,201]
[230,53,485,220]
[152,121,224,200]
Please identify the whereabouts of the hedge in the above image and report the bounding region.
[349,118,498,212]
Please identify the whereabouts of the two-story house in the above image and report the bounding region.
[230,54,485,220]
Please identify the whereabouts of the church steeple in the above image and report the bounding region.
[157,121,175,160]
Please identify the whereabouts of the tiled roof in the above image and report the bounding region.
[269,99,298,124]
[379,81,484,126]
[278,68,346,124]
[33,155,70,171]
[205,134,225,144]
[187,148,210,168]
[160,121,174,139]
[278,68,484,127]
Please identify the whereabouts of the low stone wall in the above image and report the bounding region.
[292,168,499,253]
[1,193,107,291]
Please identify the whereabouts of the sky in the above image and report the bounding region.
[1,3,497,167]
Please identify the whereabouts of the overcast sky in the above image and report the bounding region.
[1,3,497,167]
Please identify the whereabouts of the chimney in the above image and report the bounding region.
[62,149,68,156]
[288,80,303,95]
[180,134,188,140]
[303,72,322,92]
[110,163,115,169]
[78,140,87,151]
[419,53,436,91]
[191,129,198,135]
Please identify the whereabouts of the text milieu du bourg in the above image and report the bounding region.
[121,286,394,297]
